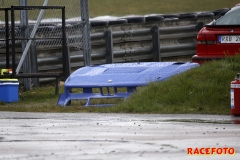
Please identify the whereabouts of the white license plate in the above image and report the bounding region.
[219,35,240,43]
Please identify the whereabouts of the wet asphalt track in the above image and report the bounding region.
[0,112,240,160]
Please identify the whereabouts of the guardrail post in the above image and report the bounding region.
[105,30,113,64]
[30,44,39,87]
[151,26,161,62]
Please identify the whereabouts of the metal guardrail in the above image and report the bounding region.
[0,11,215,83]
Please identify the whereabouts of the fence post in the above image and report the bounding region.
[17,0,49,74]
[151,26,161,62]
[62,7,71,80]
[10,7,16,77]
[80,0,91,66]
[20,0,32,91]
[105,30,113,64]
[5,9,10,69]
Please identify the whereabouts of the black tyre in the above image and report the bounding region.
[197,12,214,18]
[162,14,180,19]
[145,15,164,22]
[90,20,108,27]
[211,8,229,16]
[37,26,55,32]
[121,16,145,23]
[108,19,128,25]
[39,23,56,27]
[179,13,197,19]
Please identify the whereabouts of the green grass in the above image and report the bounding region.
[1,0,239,114]
[1,56,240,114]
[96,56,240,114]
[88,0,240,17]
[0,0,239,19]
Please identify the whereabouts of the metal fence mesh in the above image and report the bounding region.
[0,0,90,51]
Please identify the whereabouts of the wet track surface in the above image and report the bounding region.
[0,112,240,160]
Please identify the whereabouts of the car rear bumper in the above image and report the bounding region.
[191,55,225,64]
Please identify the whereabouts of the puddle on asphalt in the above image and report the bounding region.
[4,117,45,120]
[142,119,240,124]
[16,117,44,120]
[164,119,240,124]
[0,139,130,143]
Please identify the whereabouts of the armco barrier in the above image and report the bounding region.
[0,11,214,83]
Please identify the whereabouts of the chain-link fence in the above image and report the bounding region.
[0,0,90,51]
[0,0,91,91]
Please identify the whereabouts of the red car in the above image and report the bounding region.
[192,5,240,64]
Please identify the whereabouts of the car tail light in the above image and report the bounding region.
[197,41,206,44]
[205,34,216,44]
[196,34,216,44]
[196,34,206,44]
[197,34,205,41]
[205,34,215,40]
